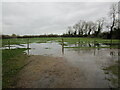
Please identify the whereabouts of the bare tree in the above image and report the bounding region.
[67,26,73,35]
[95,18,104,37]
[87,21,95,36]
[91,23,97,35]
[73,24,78,35]
[72,20,86,36]
[78,20,85,36]
[109,3,118,39]
[83,21,89,35]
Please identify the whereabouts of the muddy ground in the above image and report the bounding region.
[15,55,90,88]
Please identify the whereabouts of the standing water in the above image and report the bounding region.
[2,41,119,88]
[24,41,119,88]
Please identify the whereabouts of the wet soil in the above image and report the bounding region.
[16,55,88,88]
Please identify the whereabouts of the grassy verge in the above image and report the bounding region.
[103,62,119,76]
[103,61,119,87]
[2,48,28,88]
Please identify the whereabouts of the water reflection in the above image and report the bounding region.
[61,38,64,55]
[102,50,119,88]
[110,51,115,56]
[62,46,64,55]
[66,42,119,49]
[1,41,119,88]
[103,61,119,88]
[27,49,30,55]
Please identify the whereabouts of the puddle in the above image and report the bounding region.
[2,41,119,88]
[65,42,119,48]
[63,48,119,88]
[1,44,27,49]
[26,42,63,56]
[25,42,119,88]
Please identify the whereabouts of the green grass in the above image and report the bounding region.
[2,37,120,49]
[1,37,119,88]
[2,37,120,45]
[103,61,119,87]
[64,46,118,49]
[2,37,61,47]
[103,62,119,76]
[2,48,28,88]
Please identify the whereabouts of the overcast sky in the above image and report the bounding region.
[2,2,117,35]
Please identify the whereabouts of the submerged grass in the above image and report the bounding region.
[103,63,119,76]
[2,48,28,88]
[2,37,61,46]
[2,37,119,46]
[2,37,120,50]
[1,37,120,88]
[103,61,119,87]
[64,46,105,49]
[62,37,119,44]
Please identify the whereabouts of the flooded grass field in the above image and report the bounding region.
[2,37,120,88]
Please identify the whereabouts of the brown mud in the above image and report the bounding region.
[16,55,88,88]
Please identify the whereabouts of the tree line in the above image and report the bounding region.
[63,3,119,39]
[63,18,104,37]
[1,3,119,39]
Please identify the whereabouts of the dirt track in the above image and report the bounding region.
[16,55,87,88]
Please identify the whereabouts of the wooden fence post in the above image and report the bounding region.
[78,39,80,43]
[27,38,30,55]
[62,38,64,54]
[94,40,96,47]
[93,39,96,55]
[78,39,80,47]
[110,38,112,49]
[27,38,29,49]
[62,38,64,46]
[8,40,10,50]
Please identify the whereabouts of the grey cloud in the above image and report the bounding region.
[2,2,113,35]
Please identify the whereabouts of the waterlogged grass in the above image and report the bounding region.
[2,38,27,47]
[103,62,119,76]
[2,38,61,46]
[64,46,113,49]
[64,45,119,49]
[103,61,119,87]
[59,43,68,46]
[2,48,28,88]
[2,37,120,48]
[1,37,120,88]
[62,37,119,44]
[45,47,51,49]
